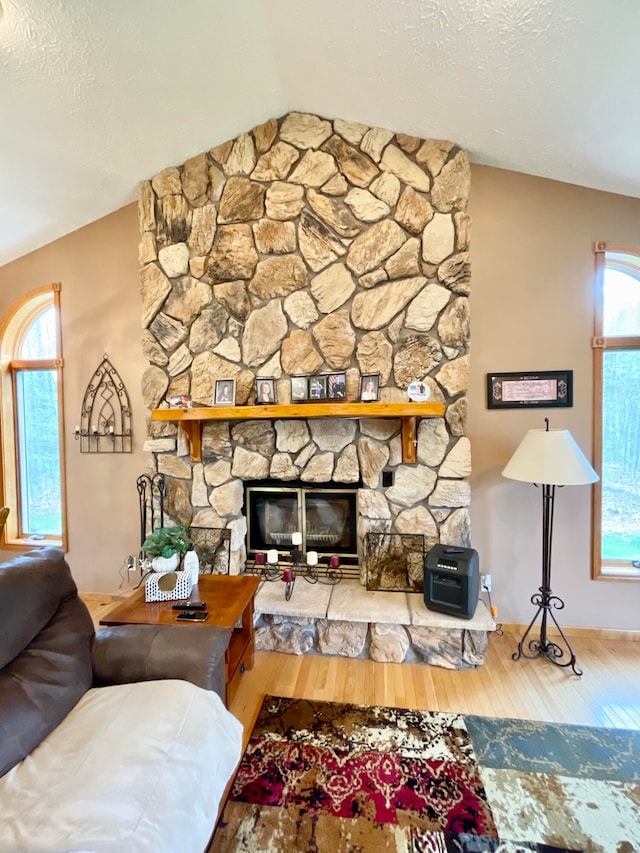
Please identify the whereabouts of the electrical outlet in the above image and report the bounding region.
[481,573,492,592]
[127,555,136,572]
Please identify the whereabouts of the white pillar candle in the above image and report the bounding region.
[306,551,318,566]
[267,548,279,564]
[291,531,302,546]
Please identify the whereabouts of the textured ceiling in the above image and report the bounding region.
[1,0,638,266]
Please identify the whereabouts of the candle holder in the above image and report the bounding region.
[76,354,132,453]
[244,546,345,594]
[262,549,280,580]
[281,565,295,600]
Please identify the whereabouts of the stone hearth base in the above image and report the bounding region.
[253,579,495,669]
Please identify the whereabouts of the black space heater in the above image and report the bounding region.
[424,544,480,620]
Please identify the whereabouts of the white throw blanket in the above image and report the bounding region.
[0,680,243,853]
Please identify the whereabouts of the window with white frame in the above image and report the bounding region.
[592,243,640,580]
[0,285,66,547]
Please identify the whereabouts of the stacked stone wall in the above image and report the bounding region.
[139,112,472,576]
[255,614,489,669]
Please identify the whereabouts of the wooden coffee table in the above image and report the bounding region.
[100,574,261,706]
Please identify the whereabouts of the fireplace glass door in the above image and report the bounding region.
[246,485,358,569]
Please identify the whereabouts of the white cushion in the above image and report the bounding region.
[0,680,243,853]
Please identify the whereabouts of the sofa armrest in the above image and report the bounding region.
[91,624,231,702]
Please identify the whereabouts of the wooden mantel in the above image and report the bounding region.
[151,401,445,464]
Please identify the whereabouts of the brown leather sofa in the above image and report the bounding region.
[0,547,244,852]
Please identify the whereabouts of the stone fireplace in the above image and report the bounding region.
[139,111,483,664]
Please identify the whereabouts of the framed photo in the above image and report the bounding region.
[291,376,308,402]
[309,375,327,400]
[327,372,347,399]
[169,394,192,409]
[256,377,276,405]
[214,378,236,406]
[487,370,573,410]
[360,373,380,402]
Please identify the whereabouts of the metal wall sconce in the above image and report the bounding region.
[75,354,132,452]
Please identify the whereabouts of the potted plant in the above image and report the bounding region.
[142,525,190,572]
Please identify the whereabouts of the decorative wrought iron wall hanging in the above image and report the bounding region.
[75,354,132,452]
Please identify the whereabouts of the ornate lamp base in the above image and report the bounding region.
[512,586,582,676]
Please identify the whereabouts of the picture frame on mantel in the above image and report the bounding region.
[360,374,380,402]
[290,376,308,402]
[214,378,236,406]
[487,370,573,410]
[255,377,276,405]
[309,375,327,400]
[327,372,347,399]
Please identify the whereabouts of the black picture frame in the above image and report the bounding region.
[327,372,347,399]
[214,378,236,406]
[360,373,380,402]
[255,377,276,405]
[309,375,327,400]
[291,376,308,402]
[487,370,573,409]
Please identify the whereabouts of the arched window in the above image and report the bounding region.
[0,285,66,547]
[592,244,640,580]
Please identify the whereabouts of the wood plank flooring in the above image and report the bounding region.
[227,630,640,750]
[82,593,640,746]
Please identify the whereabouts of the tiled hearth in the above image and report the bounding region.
[254,579,495,669]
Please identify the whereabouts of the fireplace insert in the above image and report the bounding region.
[245,482,359,574]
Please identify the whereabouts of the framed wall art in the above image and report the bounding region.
[487,370,573,410]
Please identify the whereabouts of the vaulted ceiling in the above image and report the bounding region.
[1,0,638,267]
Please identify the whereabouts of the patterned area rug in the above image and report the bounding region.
[211,696,640,853]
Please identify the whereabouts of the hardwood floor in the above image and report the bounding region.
[228,630,640,749]
[82,594,640,743]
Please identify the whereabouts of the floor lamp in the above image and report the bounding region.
[502,417,599,676]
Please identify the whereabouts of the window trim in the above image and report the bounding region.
[0,284,67,549]
[592,242,640,581]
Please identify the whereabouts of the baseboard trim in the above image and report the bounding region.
[501,622,640,642]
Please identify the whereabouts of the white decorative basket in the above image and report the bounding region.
[145,570,193,603]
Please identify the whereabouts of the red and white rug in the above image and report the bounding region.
[211,695,640,852]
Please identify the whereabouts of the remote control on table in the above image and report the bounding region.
[171,602,206,611]
[176,610,209,622]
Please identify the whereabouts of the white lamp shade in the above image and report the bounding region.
[502,428,599,486]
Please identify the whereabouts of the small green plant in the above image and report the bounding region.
[142,525,190,558]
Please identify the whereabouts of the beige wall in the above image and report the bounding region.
[1,164,639,629]
[468,165,640,630]
[0,203,148,592]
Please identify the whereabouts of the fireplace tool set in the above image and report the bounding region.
[246,531,343,600]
